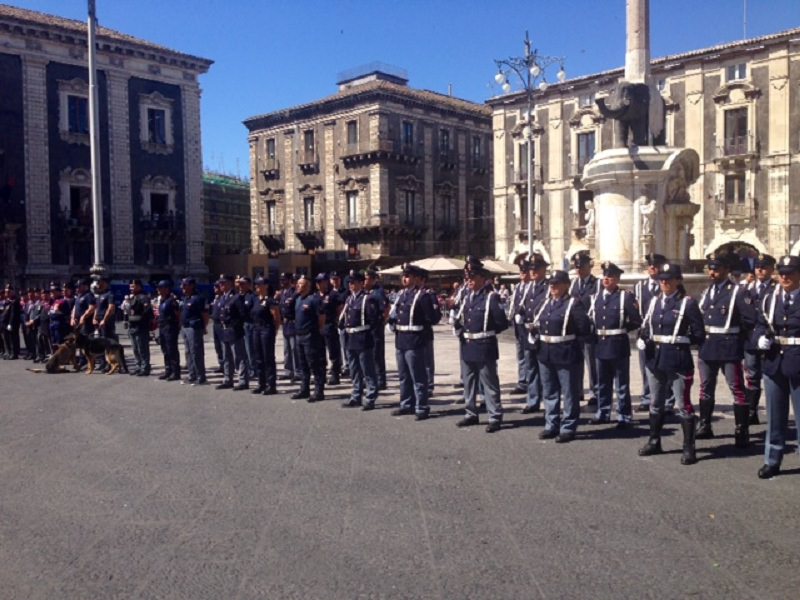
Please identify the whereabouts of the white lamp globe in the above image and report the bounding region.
[502,82,512,93]
[494,72,506,85]
[530,64,541,77]
[557,68,567,83]
[538,81,548,92]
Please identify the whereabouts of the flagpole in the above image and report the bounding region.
[87,0,105,277]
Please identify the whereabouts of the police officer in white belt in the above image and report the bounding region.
[637,263,705,465]
[753,255,800,479]
[533,270,591,443]
[589,262,642,428]
[453,257,509,433]
[340,270,381,411]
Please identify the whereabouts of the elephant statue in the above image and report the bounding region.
[596,81,663,148]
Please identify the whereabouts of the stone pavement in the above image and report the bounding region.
[0,326,798,599]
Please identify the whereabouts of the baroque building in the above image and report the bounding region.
[244,65,493,265]
[489,27,800,267]
[0,5,212,285]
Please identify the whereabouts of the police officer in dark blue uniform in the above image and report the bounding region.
[180,277,208,385]
[519,253,550,413]
[637,262,705,465]
[753,255,800,479]
[569,251,601,408]
[92,276,117,341]
[71,278,96,337]
[156,280,181,381]
[215,274,249,391]
[237,276,257,379]
[534,270,592,443]
[127,279,153,376]
[453,257,509,432]
[48,283,70,347]
[278,273,299,381]
[420,271,442,395]
[365,269,389,389]
[292,274,326,402]
[695,251,757,447]
[251,275,281,395]
[316,273,344,385]
[509,253,533,395]
[634,253,668,412]
[210,282,225,373]
[389,264,435,420]
[590,262,642,427]
[742,253,778,424]
[330,272,350,379]
[340,270,381,410]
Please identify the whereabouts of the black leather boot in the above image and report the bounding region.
[638,413,664,456]
[695,399,715,439]
[733,403,750,448]
[747,388,761,425]
[681,415,698,465]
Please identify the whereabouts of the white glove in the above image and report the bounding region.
[385,323,396,334]
[453,326,463,337]
[514,314,523,325]
[527,333,538,345]
[757,335,772,351]
[636,338,647,351]
[5,325,10,332]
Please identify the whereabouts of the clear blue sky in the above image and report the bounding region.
[15,0,800,179]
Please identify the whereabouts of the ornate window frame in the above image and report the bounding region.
[57,78,90,145]
[139,175,177,217]
[139,91,175,155]
[58,167,92,215]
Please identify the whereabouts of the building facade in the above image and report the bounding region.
[0,5,212,286]
[490,28,800,267]
[202,171,252,270]
[244,67,493,265]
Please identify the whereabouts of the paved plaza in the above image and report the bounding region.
[0,326,798,599]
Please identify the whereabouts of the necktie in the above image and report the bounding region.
[784,292,792,315]
[650,282,658,295]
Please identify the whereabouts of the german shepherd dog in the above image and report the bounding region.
[73,332,129,375]
[26,336,80,374]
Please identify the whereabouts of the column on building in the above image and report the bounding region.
[492,110,511,260]
[457,130,467,256]
[545,100,567,263]
[249,136,261,254]
[683,66,705,259]
[323,120,337,250]
[107,69,134,272]
[22,55,53,277]
[423,123,434,256]
[767,46,791,255]
[181,80,206,275]
[283,131,296,251]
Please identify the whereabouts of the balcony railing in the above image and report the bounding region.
[261,157,280,180]
[258,222,284,237]
[139,212,184,231]
[717,134,758,159]
[295,217,323,233]
[298,150,319,172]
[340,138,420,165]
[717,198,756,221]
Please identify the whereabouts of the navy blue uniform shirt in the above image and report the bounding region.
[394,286,435,351]
[592,288,641,360]
[459,283,509,363]
[294,292,322,337]
[641,292,704,373]
[535,295,591,366]
[698,279,756,362]
[181,294,207,329]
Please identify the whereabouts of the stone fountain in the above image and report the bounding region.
[580,0,700,271]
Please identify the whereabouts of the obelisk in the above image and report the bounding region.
[625,0,650,84]
[581,0,699,269]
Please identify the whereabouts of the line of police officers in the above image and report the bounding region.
[474,248,799,478]
[4,249,799,480]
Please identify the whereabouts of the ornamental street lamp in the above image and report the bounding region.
[494,32,565,256]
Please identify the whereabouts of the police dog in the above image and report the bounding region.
[73,332,129,375]
[26,336,80,374]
